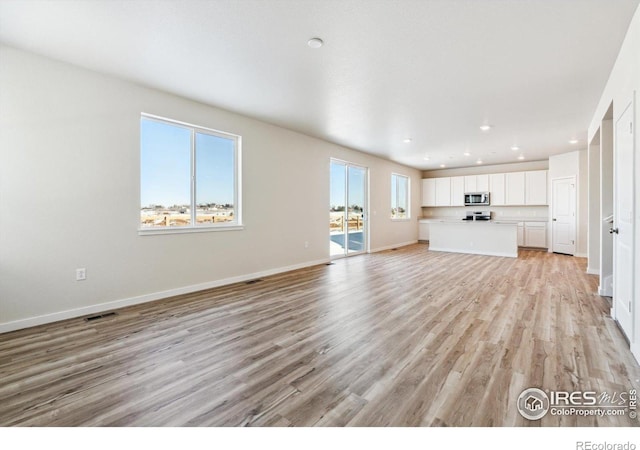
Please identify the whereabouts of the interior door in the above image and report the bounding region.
[613,99,634,340]
[330,160,367,258]
[552,177,576,255]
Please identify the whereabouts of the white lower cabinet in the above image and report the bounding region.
[524,222,547,248]
[419,222,430,241]
[517,221,547,248]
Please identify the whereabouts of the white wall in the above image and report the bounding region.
[578,150,589,256]
[587,5,640,361]
[587,136,600,274]
[0,45,421,332]
[422,206,549,220]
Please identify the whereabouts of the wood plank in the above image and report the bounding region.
[0,245,638,426]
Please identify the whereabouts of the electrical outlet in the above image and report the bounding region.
[76,268,86,281]
[304,241,309,248]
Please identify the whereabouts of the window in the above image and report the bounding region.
[391,173,409,219]
[140,114,241,233]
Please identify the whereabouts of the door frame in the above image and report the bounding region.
[551,175,576,255]
[329,158,369,259]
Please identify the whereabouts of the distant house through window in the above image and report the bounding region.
[139,114,241,233]
[391,173,409,220]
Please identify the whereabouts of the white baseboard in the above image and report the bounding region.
[575,252,587,258]
[586,267,600,275]
[598,274,613,297]
[599,286,613,297]
[0,258,330,334]
[370,240,418,253]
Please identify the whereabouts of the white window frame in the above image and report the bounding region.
[391,173,410,221]
[138,113,243,235]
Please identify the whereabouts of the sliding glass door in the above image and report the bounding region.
[330,160,367,258]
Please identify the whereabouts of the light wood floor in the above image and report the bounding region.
[1,245,639,426]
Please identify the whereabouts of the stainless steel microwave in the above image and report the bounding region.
[464,192,490,206]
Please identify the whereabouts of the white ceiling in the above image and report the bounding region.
[1,0,638,170]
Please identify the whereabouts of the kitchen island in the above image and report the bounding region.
[428,220,518,258]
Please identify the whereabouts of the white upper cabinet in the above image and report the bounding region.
[450,176,465,206]
[476,174,489,192]
[525,170,548,205]
[423,169,548,208]
[435,177,451,206]
[422,178,436,206]
[464,175,476,193]
[489,173,505,206]
[464,174,489,192]
[505,172,526,205]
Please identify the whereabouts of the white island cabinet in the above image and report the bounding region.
[429,221,518,258]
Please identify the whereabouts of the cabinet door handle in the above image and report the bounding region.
[552,218,557,221]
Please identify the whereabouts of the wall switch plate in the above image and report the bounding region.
[76,268,86,281]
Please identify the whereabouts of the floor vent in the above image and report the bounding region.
[84,312,118,322]
[245,279,264,285]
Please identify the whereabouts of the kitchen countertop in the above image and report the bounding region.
[419,216,548,223]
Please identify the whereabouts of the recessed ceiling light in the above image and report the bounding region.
[479,125,492,132]
[440,164,446,168]
[423,156,430,161]
[403,138,412,143]
[511,146,520,151]
[307,37,324,48]
[476,160,483,164]
[518,155,525,160]
[463,152,471,156]
[569,139,579,144]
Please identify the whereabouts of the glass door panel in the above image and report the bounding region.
[330,160,367,258]
[347,165,366,254]
[330,161,347,257]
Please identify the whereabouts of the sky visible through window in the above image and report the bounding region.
[330,162,365,209]
[141,118,235,208]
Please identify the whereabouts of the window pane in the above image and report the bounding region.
[140,118,192,228]
[397,176,408,219]
[195,132,236,225]
[391,174,398,218]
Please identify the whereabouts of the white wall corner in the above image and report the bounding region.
[370,240,419,253]
[586,267,599,275]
